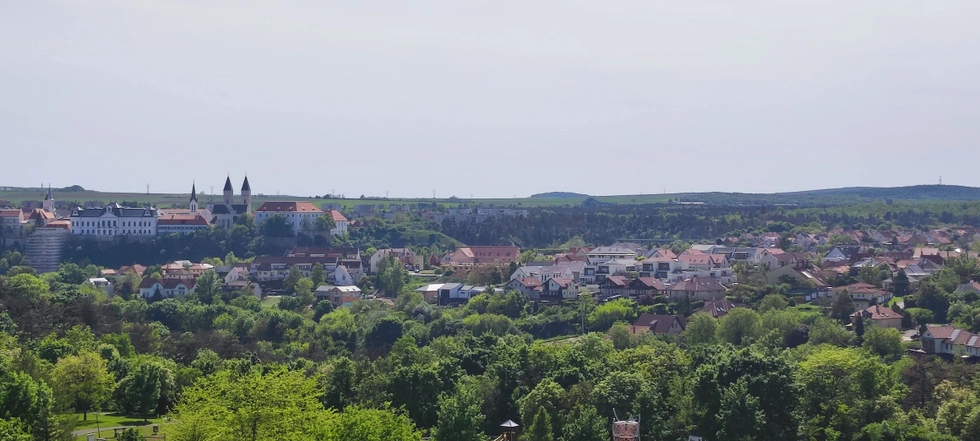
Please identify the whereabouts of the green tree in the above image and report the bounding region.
[560,405,607,441]
[376,256,407,296]
[716,308,762,346]
[118,363,163,420]
[295,277,315,307]
[322,357,355,411]
[609,321,633,350]
[194,269,222,304]
[117,428,146,441]
[259,213,294,237]
[284,265,302,294]
[58,262,88,285]
[526,407,553,441]
[830,291,856,323]
[432,382,487,441]
[862,325,904,361]
[315,215,336,236]
[0,419,31,441]
[311,263,326,288]
[758,294,788,312]
[684,313,718,345]
[50,351,114,421]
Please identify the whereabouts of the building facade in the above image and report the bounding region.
[69,203,158,237]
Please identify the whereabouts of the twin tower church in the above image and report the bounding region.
[190,175,253,228]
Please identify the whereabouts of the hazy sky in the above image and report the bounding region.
[2,1,979,198]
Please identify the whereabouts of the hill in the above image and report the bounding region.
[1,184,978,210]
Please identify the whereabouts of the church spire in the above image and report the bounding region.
[44,184,52,201]
[190,181,198,202]
[241,174,251,192]
[223,175,233,192]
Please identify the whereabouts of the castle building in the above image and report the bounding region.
[210,176,253,228]
[69,203,158,237]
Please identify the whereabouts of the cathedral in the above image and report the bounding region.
[209,175,253,228]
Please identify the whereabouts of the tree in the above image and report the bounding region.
[862,325,904,362]
[50,351,114,421]
[259,213,294,237]
[376,256,407,296]
[118,363,163,420]
[892,270,911,296]
[295,277,315,307]
[194,269,222,304]
[609,321,633,350]
[758,294,788,312]
[284,265,302,294]
[322,357,355,411]
[716,308,762,346]
[315,215,336,236]
[0,419,31,441]
[685,313,718,345]
[58,262,88,285]
[830,291,856,323]
[560,405,607,441]
[432,382,486,441]
[526,407,553,441]
[311,263,326,288]
[117,428,146,441]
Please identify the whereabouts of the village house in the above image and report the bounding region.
[541,277,578,302]
[667,277,727,301]
[138,278,196,299]
[504,278,544,299]
[631,314,686,336]
[921,325,980,357]
[698,298,739,318]
[370,248,423,273]
[598,276,630,298]
[834,283,892,309]
[442,246,521,267]
[315,285,363,307]
[850,305,903,329]
[628,277,666,298]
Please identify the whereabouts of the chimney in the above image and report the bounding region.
[875,305,880,315]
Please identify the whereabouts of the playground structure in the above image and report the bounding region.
[612,410,640,441]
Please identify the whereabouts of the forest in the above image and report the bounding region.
[2,254,980,441]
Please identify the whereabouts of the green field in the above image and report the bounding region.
[260,295,282,309]
[2,184,979,210]
[71,413,167,440]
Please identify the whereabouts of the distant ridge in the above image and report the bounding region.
[530,192,590,199]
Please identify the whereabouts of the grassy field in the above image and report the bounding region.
[260,295,282,309]
[71,413,167,440]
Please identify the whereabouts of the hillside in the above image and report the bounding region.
[1,184,978,209]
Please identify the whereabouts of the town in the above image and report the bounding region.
[4,181,980,441]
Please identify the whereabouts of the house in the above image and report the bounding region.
[370,248,422,273]
[415,283,444,303]
[824,246,860,263]
[510,265,543,281]
[541,277,578,302]
[639,257,681,280]
[765,264,832,296]
[628,277,666,298]
[69,203,159,237]
[255,202,324,236]
[333,265,355,286]
[598,276,630,297]
[760,251,797,270]
[727,247,764,265]
[921,325,980,357]
[442,246,521,267]
[850,305,903,329]
[667,277,727,301]
[594,259,638,283]
[834,283,892,309]
[326,209,349,236]
[677,253,729,271]
[0,208,26,236]
[138,278,196,299]
[698,298,739,318]
[645,248,677,260]
[505,278,544,299]
[631,314,686,336]
[315,285,363,307]
[585,247,638,265]
[438,283,465,304]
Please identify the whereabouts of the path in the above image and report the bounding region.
[72,425,133,437]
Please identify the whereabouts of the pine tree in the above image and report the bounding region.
[527,407,553,441]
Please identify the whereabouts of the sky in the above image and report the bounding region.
[2,1,979,198]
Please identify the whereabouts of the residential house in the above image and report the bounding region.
[726,247,765,265]
[698,298,739,318]
[315,285,363,307]
[415,283,444,303]
[645,248,677,260]
[922,325,980,357]
[631,314,687,336]
[541,277,578,302]
[510,265,543,281]
[639,257,682,280]
[442,246,521,267]
[667,277,727,301]
[598,276,630,298]
[594,259,638,283]
[138,278,196,299]
[765,264,832,301]
[850,305,903,329]
[370,248,423,273]
[628,277,666,298]
[760,251,796,270]
[678,253,729,271]
[834,283,892,309]
[585,247,638,265]
[438,283,465,304]
[0,208,26,236]
[505,278,543,299]
[326,210,349,236]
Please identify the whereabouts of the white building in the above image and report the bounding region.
[69,203,158,237]
[255,202,324,235]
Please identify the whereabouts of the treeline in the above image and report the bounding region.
[3,260,980,440]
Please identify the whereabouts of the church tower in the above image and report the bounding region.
[223,175,234,207]
[42,184,54,212]
[241,175,252,214]
[189,181,199,213]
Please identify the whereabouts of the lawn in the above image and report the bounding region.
[71,413,167,440]
[260,295,281,310]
